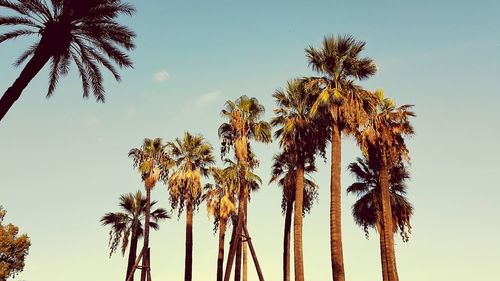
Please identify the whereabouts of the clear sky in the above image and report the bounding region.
[1,0,499,280]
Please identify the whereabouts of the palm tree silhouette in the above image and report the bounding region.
[167,132,215,281]
[101,191,170,281]
[271,79,326,281]
[305,34,377,281]
[347,157,413,281]
[0,0,136,121]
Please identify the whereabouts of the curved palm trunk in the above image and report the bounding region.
[330,124,345,281]
[126,226,140,281]
[217,218,228,281]
[140,188,152,281]
[283,198,293,281]
[376,223,389,281]
[294,157,305,281]
[185,203,194,281]
[0,45,51,122]
[379,152,398,281]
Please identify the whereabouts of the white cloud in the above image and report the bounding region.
[153,70,170,82]
[195,91,220,108]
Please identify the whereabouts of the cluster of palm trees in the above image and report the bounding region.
[0,1,415,281]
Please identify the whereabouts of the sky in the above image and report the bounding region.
[1,0,500,280]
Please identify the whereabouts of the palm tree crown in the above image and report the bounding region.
[0,0,136,100]
[100,191,169,258]
[167,132,215,214]
[347,157,413,241]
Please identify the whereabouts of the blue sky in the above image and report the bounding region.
[1,1,499,280]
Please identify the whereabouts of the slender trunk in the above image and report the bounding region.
[141,188,152,281]
[126,226,140,281]
[294,156,305,281]
[376,223,388,281]
[185,203,194,281]
[0,45,51,122]
[127,247,145,281]
[243,226,265,281]
[283,198,293,281]
[235,224,242,281]
[217,219,228,281]
[242,203,248,281]
[330,124,345,281]
[379,151,398,281]
[223,183,247,281]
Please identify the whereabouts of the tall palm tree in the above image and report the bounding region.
[218,95,271,281]
[271,79,326,281]
[204,166,238,281]
[101,191,170,281]
[128,138,171,281]
[305,34,377,281]
[270,152,319,281]
[355,90,415,281]
[167,132,215,281]
[0,0,136,121]
[347,157,413,281]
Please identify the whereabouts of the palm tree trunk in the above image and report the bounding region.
[330,123,345,281]
[376,223,389,281]
[223,183,247,281]
[294,156,305,281]
[283,198,293,281]
[379,151,398,281]
[185,203,194,281]
[126,227,140,281]
[242,202,248,281]
[140,187,152,281]
[217,218,228,281]
[235,226,242,281]
[0,46,51,122]
[243,226,265,281]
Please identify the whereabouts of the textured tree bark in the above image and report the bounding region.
[283,199,293,281]
[379,151,398,281]
[0,45,51,122]
[126,226,140,281]
[185,203,194,281]
[330,124,345,281]
[235,223,242,281]
[242,202,248,281]
[293,157,305,281]
[217,219,228,281]
[140,188,152,281]
[376,223,389,281]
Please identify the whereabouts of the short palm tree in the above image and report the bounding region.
[305,34,377,281]
[101,191,169,281]
[167,132,215,281]
[355,90,415,281]
[204,166,238,281]
[271,79,326,281]
[347,157,413,281]
[270,151,318,281]
[128,138,171,281]
[218,95,271,281]
[0,0,136,121]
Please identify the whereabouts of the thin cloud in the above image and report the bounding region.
[195,91,220,108]
[154,70,170,82]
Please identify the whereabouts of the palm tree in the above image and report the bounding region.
[355,90,415,281]
[101,191,170,281]
[218,95,271,281]
[167,132,215,281]
[271,79,326,281]
[128,138,171,281]
[204,166,238,281]
[347,157,413,281]
[305,34,377,281]
[270,152,319,281]
[0,0,136,121]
